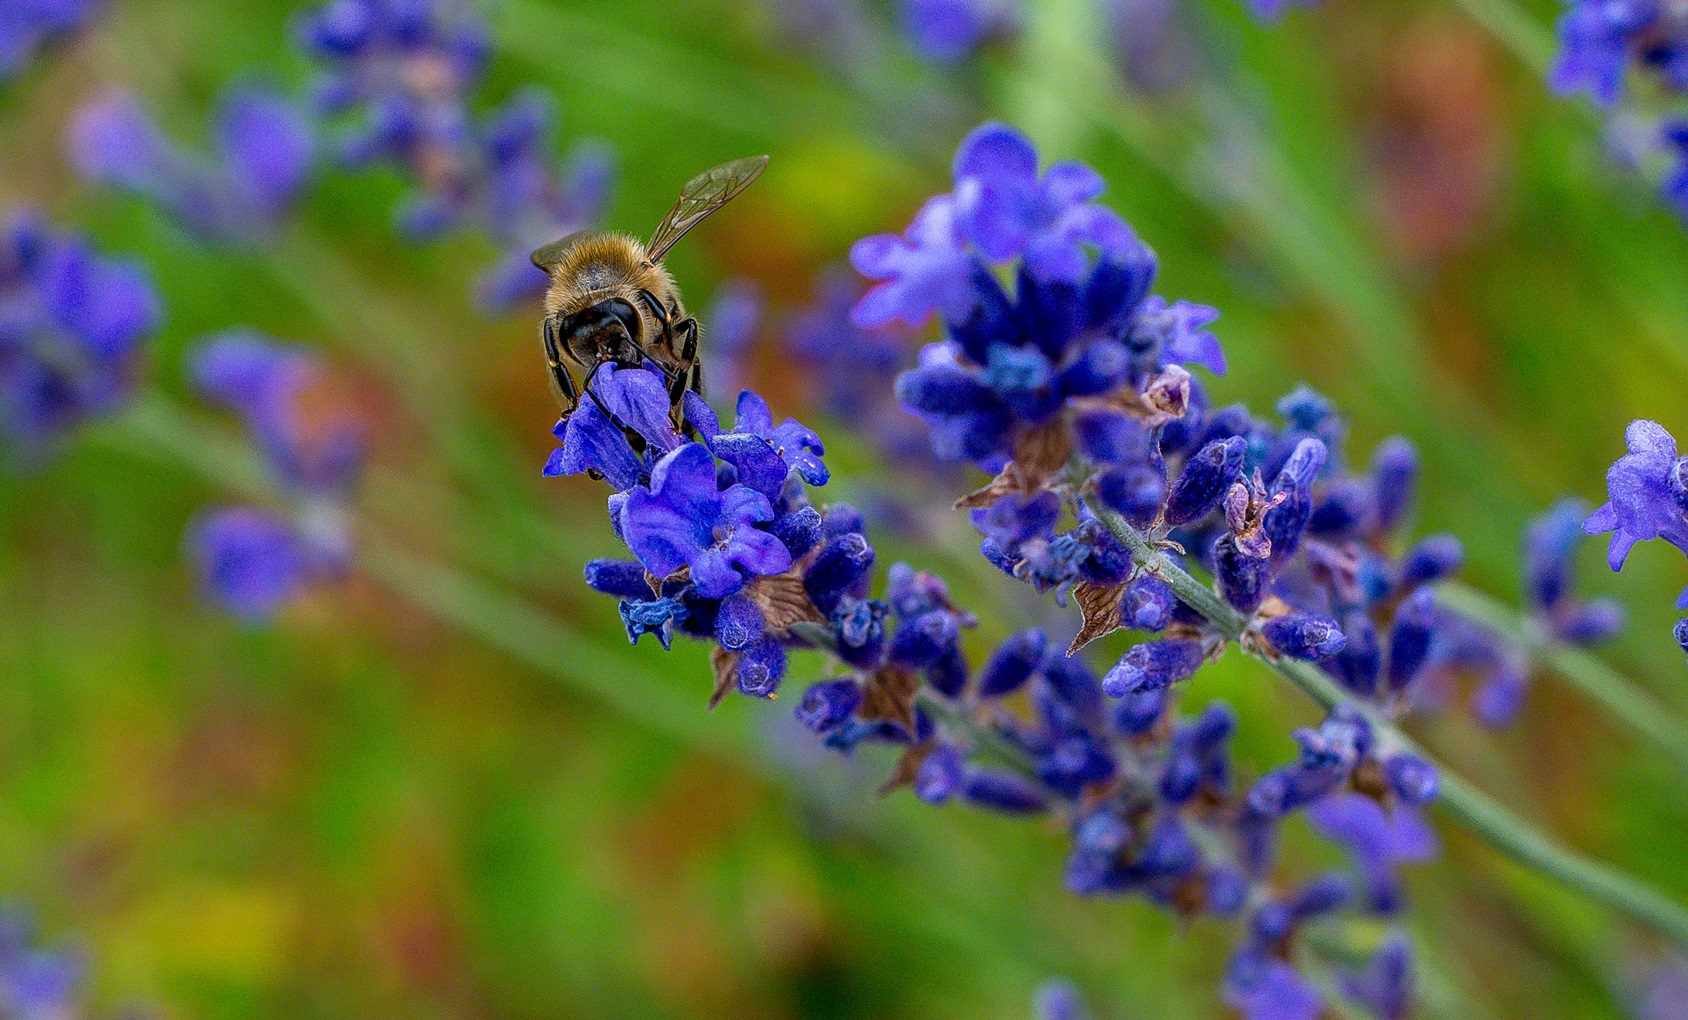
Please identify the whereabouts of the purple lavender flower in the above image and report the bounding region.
[1032,980,1094,1020]
[879,124,1224,480]
[1584,420,1688,606]
[0,0,94,78]
[1310,794,1439,913]
[1551,0,1685,106]
[899,0,1017,63]
[620,442,793,600]
[0,209,160,461]
[298,0,614,303]
[188,506,309,621]
[192,330,363,493]
[472,91,616,309]
[69,88,316,242]
[187,332,363,620]
[1524,497,1624,643]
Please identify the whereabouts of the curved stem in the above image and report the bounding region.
[1090,506,1688,948]
[1434,580,1688,774]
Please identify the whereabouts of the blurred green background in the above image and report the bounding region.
[4,0,1688,1016]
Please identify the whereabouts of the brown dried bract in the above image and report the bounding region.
[954,420,1074,509]
[743,569,824,634]
[877,741,937,796]
[708,646,739,710]
[1070,581,1128,654]
[858,664,921,737]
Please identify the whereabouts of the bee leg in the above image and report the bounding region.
[542,317,580,415]
[638,289,671,331]
[666,316,700,406]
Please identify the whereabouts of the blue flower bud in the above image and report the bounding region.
[1386,589,1438,691]
[915,744,964,804]
[796,679,862,733]
[1075,409,1152,465]
[1139,815,1200,877]
[1059,339,1131,396]
[1111,688,1167,735]
[1213,533,1267,614]
[1330,611,1382,696]
[1042,652,1105,717]
[1164,437,1246,527]
[1208,868,1250,916]
[896,363,1003,416]
[1384,753,1439,806]
[925,646,970,698]
[1102,639,1204,696]
[1673,457,1688,516]
[823,502,866,537]
[1261,613,1346,660]
[1264,438,1326,561]
[1555,598,1623,644]
[713,594,765,652]
[1122,575,1175,631]
[770,505,823,558]
[1676,618,1688,654]
[962,771,1049,814]
[833,597,889,668]
[982,342,1061,421]
[804,532,875,615]
[1160,749,1202,804]
[1290,873,1352,920]
[619,597,686,650]
[584,559,649,600]
[1396,534,1463,591]
[889,609,959,668]
[976,628,1048,697]
[1038,734,1116,796]
[736,638,787,698]
[1308,479,1371,537]
[1095,463,1167,527]
[1371,437,1417,534]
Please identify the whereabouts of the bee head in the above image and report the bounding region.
[558,296,646,369]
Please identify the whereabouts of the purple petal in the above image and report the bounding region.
[952,121,1039,184]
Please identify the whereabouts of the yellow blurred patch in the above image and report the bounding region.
[126,882,299,982]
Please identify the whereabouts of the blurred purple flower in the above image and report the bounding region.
[900,0,1016,62]
[68,87,315,241]
[1310,794,1439,914]
[0,209,160,461]
[1551,0,1682,106]
[189,506,310,621]
[191,330,364,494]
[0,0,94,78]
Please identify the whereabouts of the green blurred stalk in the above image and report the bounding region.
[1435,580,1688,773]
[1443,0,1556,74]
[1091,505,1688,948]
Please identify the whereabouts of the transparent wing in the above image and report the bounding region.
[530,230,597,272]
[645,155,769,263]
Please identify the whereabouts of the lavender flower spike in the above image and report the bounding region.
[1584,420,1688,606]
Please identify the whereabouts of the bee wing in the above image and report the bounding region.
[530,230,597,272]
[644,155,769,263]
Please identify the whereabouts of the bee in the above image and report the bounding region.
[530,154,770,434]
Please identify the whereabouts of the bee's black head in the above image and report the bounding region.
[558,297,645,369]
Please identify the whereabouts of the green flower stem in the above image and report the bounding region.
[1090,506,1688,947]
[1433,580,1688,773]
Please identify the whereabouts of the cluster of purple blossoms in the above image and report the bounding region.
[845,121,1479,1017]
[0,209,160,462]
[1584,419,1688,649]
[0,0,94,79]
[297,0,615,309]
[186,331,364,621]
[67,87,316,243]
